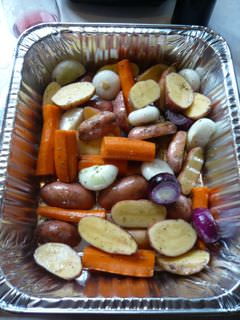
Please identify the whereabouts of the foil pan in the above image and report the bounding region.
[0,23,240,315]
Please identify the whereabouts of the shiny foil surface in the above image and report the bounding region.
[0,23,240,314]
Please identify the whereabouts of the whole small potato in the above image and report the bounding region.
[40,182,95,209]
[167,195,192,221]
[37,220,81,247]
[98,175,148,210]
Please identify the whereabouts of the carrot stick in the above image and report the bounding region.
[192,186,209,209]
[117,59,135,114]
[37,206,106,223]
[36,104,61,176]
[54,130,78,183]
[82,246,155,277]
[54,130,70,182]
[66,130,78,182]
[101,136,155,162]
[78,155,128,175]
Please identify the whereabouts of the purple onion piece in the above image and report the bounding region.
[165,109,194,130]
[148,173,181,205]
[192,208,219,244]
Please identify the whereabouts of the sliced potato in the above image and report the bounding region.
[43,82,61,106]
[158,65,176,110]
[148,219,197,257]
[157,249,210,275]
[184,93,211,120]
[60,107,83,130]
[138,63,168,82]
[127,229,150,249]
[178,147,204,195]
[111,200,166,228]
[165,73,194,111]
[83,106,100,120]
[78,138,102,155]
[98,62,139,77]
[34,243,82,280]
[51,82,95,110]
[129,80,160,109]
[78,216,137,255]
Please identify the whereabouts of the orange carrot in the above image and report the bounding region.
[117,59,135,114]
[66,131,78,182]
[36,104,61,176]
[78,155,128,175]
[54,130,78,183]
[101,136,155,162]
[37,206,106,223]
[82,246,155,277]
[192,186,209,209]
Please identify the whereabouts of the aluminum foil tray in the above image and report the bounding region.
[0,23,240,315]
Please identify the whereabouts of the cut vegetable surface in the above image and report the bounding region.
[138,63,168,82]
[129,80,160,109]
[78,164,118,191]
[165,73,194,111]
[43,82,61,106]
[34,243,82,280]
[192,186,209,209]
[148,219,197,257]
[157,249,210,275]
[60,108,83,130]
[111,200,166,228]
[184,93,211,120]
[78,216,137,255]
[101,136,155,162]
[148,173,181,205]
[178,147,204,195]
[82,246,155,277]
[51,82,95,109]
[141,159,173,181]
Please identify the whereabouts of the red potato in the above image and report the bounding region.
[98,175,148,210]
[128,121,177,140]
[167,131,187,174]
[78,111,117,141]
[165,73,194,112]
[158,65,176,110]
[36,220,81,247]
[40,182,95,210]
[87,96,113,112]
[113,91,131,133]
[127,229,151,249]
[167,195,192,221]
[184,93,211,120]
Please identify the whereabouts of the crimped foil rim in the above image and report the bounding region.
[0,23,240,314]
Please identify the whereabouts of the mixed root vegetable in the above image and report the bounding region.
[34,58,219,281]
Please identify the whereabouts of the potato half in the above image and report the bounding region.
[157,249,210,275]
[148,219,197,257]
[78,216,137,255]
[34,242,82,280]
[111,200,166,228]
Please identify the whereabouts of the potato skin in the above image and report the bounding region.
[167,131,187,174]
[87,97,113,112]
[167,195,192,221]
[78,111,117,140]
[128,121,177,140]
[37,220,80,247]
[98,175,148,210]
[40,182,95,209]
